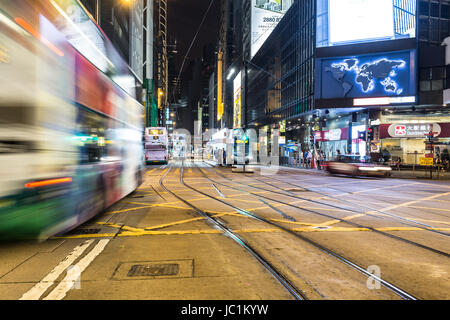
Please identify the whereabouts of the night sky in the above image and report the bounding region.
[168,0,220,73]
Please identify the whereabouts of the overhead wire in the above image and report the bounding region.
[171,0,216,104]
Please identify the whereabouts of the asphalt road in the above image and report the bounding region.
[0,161,449,300]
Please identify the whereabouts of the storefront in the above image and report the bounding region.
[378,120,450,165]
[314,128,349,160]
[312,111,368,160]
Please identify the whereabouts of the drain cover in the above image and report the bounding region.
[67,228,101,235]
[112,260,193,280]
[127,263,179,277]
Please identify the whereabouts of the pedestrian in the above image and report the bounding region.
[307,151,312,168]
[396,157,402,171]
[320,150,326,169]
[222,148,227,167]
[303,150,308,168]
[317,150,323,170]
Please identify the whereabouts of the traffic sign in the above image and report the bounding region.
[420,157,434,166]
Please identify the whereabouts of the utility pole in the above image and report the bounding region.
[243,54,248,173]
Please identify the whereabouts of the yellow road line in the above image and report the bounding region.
[406,205,450,212]
[52,225,450,239]
[337,191,450,225]
[291,227,370,232]
[372,191,450,213]
[145,217,206,230]
[345,182,420,195]
[144,212,244,230]
[53,233,118,239]
[269,218,316,226]
[108,205,153,214]
[408,218,450,225]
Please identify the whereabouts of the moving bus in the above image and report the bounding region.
[0,0,144,239]
[144,127,168,164]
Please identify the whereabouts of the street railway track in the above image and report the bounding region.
[172,162,418,300]
[159,165,308,301]
[215,163,450,237]
[199,163,450,258]
[251,173,450,236]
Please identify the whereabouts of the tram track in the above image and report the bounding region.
[251,173,450,235]
[215,163,450,237]
[200,163,450,258]
[179,162,417,300]
[159,164,308,301]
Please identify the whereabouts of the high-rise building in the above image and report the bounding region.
[155,0,168,122]
[217,0,450,167]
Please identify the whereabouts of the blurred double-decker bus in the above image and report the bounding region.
[0,0,144,239]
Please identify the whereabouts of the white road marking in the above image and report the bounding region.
[43,239,110,300]
[19,240,94,300]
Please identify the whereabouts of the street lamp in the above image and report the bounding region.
[226,68,236,80]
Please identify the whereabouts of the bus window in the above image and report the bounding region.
[75,107,108,164]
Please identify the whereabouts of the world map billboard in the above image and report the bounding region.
[316,50,416,100]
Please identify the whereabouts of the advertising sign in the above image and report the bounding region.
[130,0,144,81]
[317,0,416,48]
[314,128,349,141]
[317,50,416,100]
[420,158,434,166]
[329,0,394,46]
[387,123,441,138]
[325,129,342,141]
[233,71,242,129]
[251,0,293,58]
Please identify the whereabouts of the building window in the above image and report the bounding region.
[419,0,450,44]
[420,66,446,91]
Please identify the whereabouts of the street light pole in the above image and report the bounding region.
[96,0,101,23]
[243,54,248,174]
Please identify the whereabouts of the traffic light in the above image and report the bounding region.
[310,135,314,144]
[367,127,374,140]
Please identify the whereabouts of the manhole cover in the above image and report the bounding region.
[127,263,179,277]
[112,260,193,280]
[67,228,101,235]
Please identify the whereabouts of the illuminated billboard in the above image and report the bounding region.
[317,0,416,48]
[316,50,416,100]
[233,71,242,129]
[251,0,294,58]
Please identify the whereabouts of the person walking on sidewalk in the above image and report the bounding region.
[396,157,402,171]
[303,150,308,168]
[307,150,312,168]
